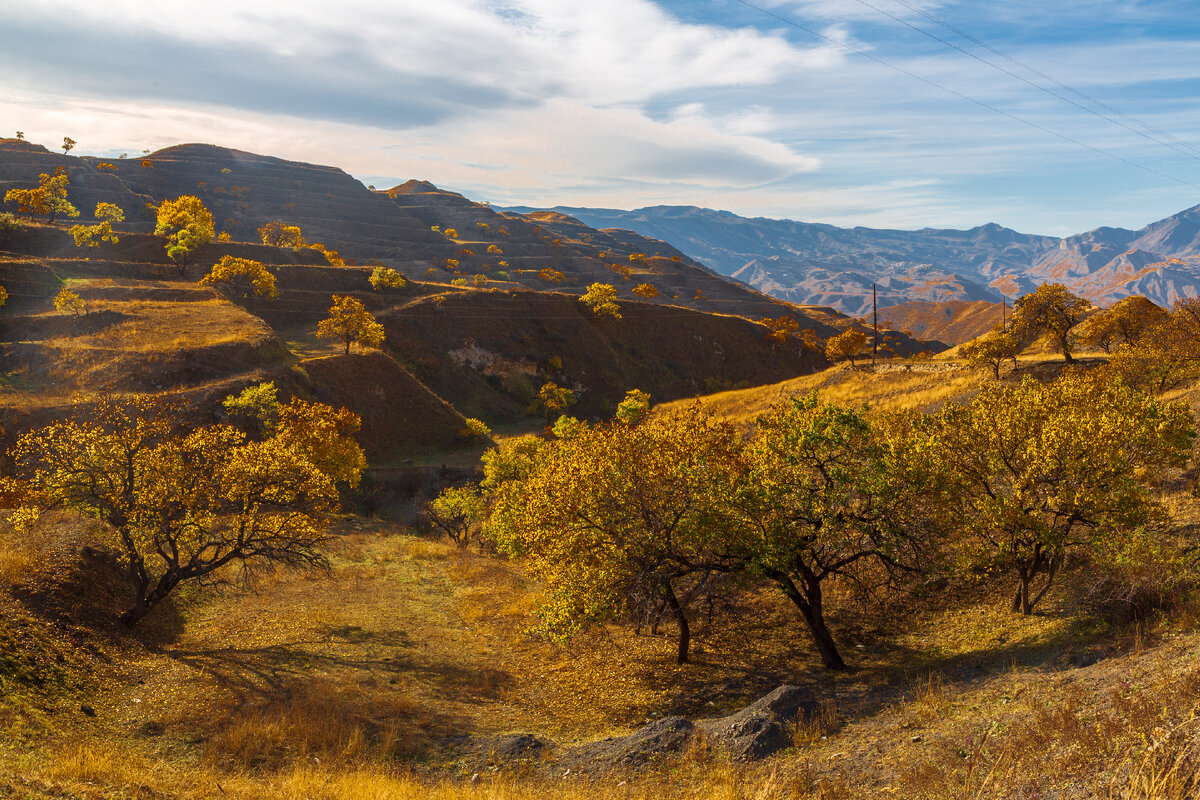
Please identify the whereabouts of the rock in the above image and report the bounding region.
[695,685,818,761]
[486,733,547,763]
[570,716,695,770]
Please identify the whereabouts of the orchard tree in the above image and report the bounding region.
[960,329,1019,379]
[369,266,407,291]
[484,403,744,664]
[1105,299,1200,394]
[61,137,76,154]
[316,294,384,355]
[1078,295,1166,353]
[759,315,800,345]
[580,282,621,319]
[70,202,124,247]
[1009,283,1091,363]
[825,328,868,366]
[733,396,935,669]
[154,195,214,267]
[926,372,1193,614]
[6,396,365,625]
[425,486,486,547]
[222,381,282,436]
[632,283,659,299]
[257,221,307,247]
[533,380,576,423]
[538,268,565,283]
[4,168,78,222]
[200,255,279,299]
[0,284,7,308]
[53,288,87,317]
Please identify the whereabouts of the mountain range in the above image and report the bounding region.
[507,204,1200,316]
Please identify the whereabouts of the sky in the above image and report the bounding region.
[2,0,1199,236]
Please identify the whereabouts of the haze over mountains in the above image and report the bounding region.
[511,204,1200,316]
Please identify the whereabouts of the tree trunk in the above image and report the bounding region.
[769,569,846,670]
[661,582,690,665]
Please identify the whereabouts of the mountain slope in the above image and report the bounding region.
[515,203,1200,313]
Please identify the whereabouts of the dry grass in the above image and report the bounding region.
[7,517,1200,799]
[658,361,984,424]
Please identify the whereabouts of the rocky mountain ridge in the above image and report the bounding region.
[509,203,1200,315]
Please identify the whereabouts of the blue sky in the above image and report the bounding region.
[2,0,1198,235]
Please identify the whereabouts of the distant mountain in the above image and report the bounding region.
[507,204,1200,314]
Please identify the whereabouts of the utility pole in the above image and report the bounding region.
[1002,297,1007,330]
[872,282,878,368]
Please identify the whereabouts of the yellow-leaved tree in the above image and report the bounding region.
[154,195,214,267]
[316,294,385,355]
[257,221,307,247]
[731,396,938,670]
[200,255,279,298]
[824,328,868,366]
[4,168,78,223]
[960,329,1019,379]
[368,266,407,292]
[926,372,1194,614]
[580,282,621,319]
[1009,282,1091,363]
[70,202,125,247]
[484,402,744,664]
[6,396,366,625]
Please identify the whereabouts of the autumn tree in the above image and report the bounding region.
[732,396,935,669]
[759,316,799,345]
[316,294,385,355]
[425,486,486,547]
[0,284,8,308]
[53,288,86,317]
[538,268,565,283]
[484,403,744,664]
[580,282,621,319]
[222,381,282,436]
[369,266,407,291]
[308,242,346,266]
[926,372,1193,615]
[200,256,278,299]
[70,202,124,247]
[1105,298,1200,394]
[533,381,576,423]
[154,195,214,267]
[61,137,76,154]
[1077,295,1166,353]
[4,168,78,223]
[632,283,659,299]
[960,329,1019,379]
[1009,283,1091,363]
[7,396,365,624]
[257,221,307,247]
[825,328,868,366]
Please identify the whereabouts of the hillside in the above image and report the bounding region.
[518,203,1200,315]
[875,299,1005,345]
[0,141,857,330]
[4,357,1200,800]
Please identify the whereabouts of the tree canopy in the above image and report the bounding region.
[201,255,279,298]
[1010,283,1091,363]
[316,295,385,355]
[925,372,1193,614]
[485,403,744,664]
[825,328,868,366]
[154,195,214,266]
[7,396,365,624]
[580,283,621,319]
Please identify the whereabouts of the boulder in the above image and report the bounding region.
[569,716,695,770]
[696,685,818,761]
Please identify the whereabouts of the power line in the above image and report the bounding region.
[732,0,1200,189]
[885,0,1200,160]
[857,0,1200,163]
